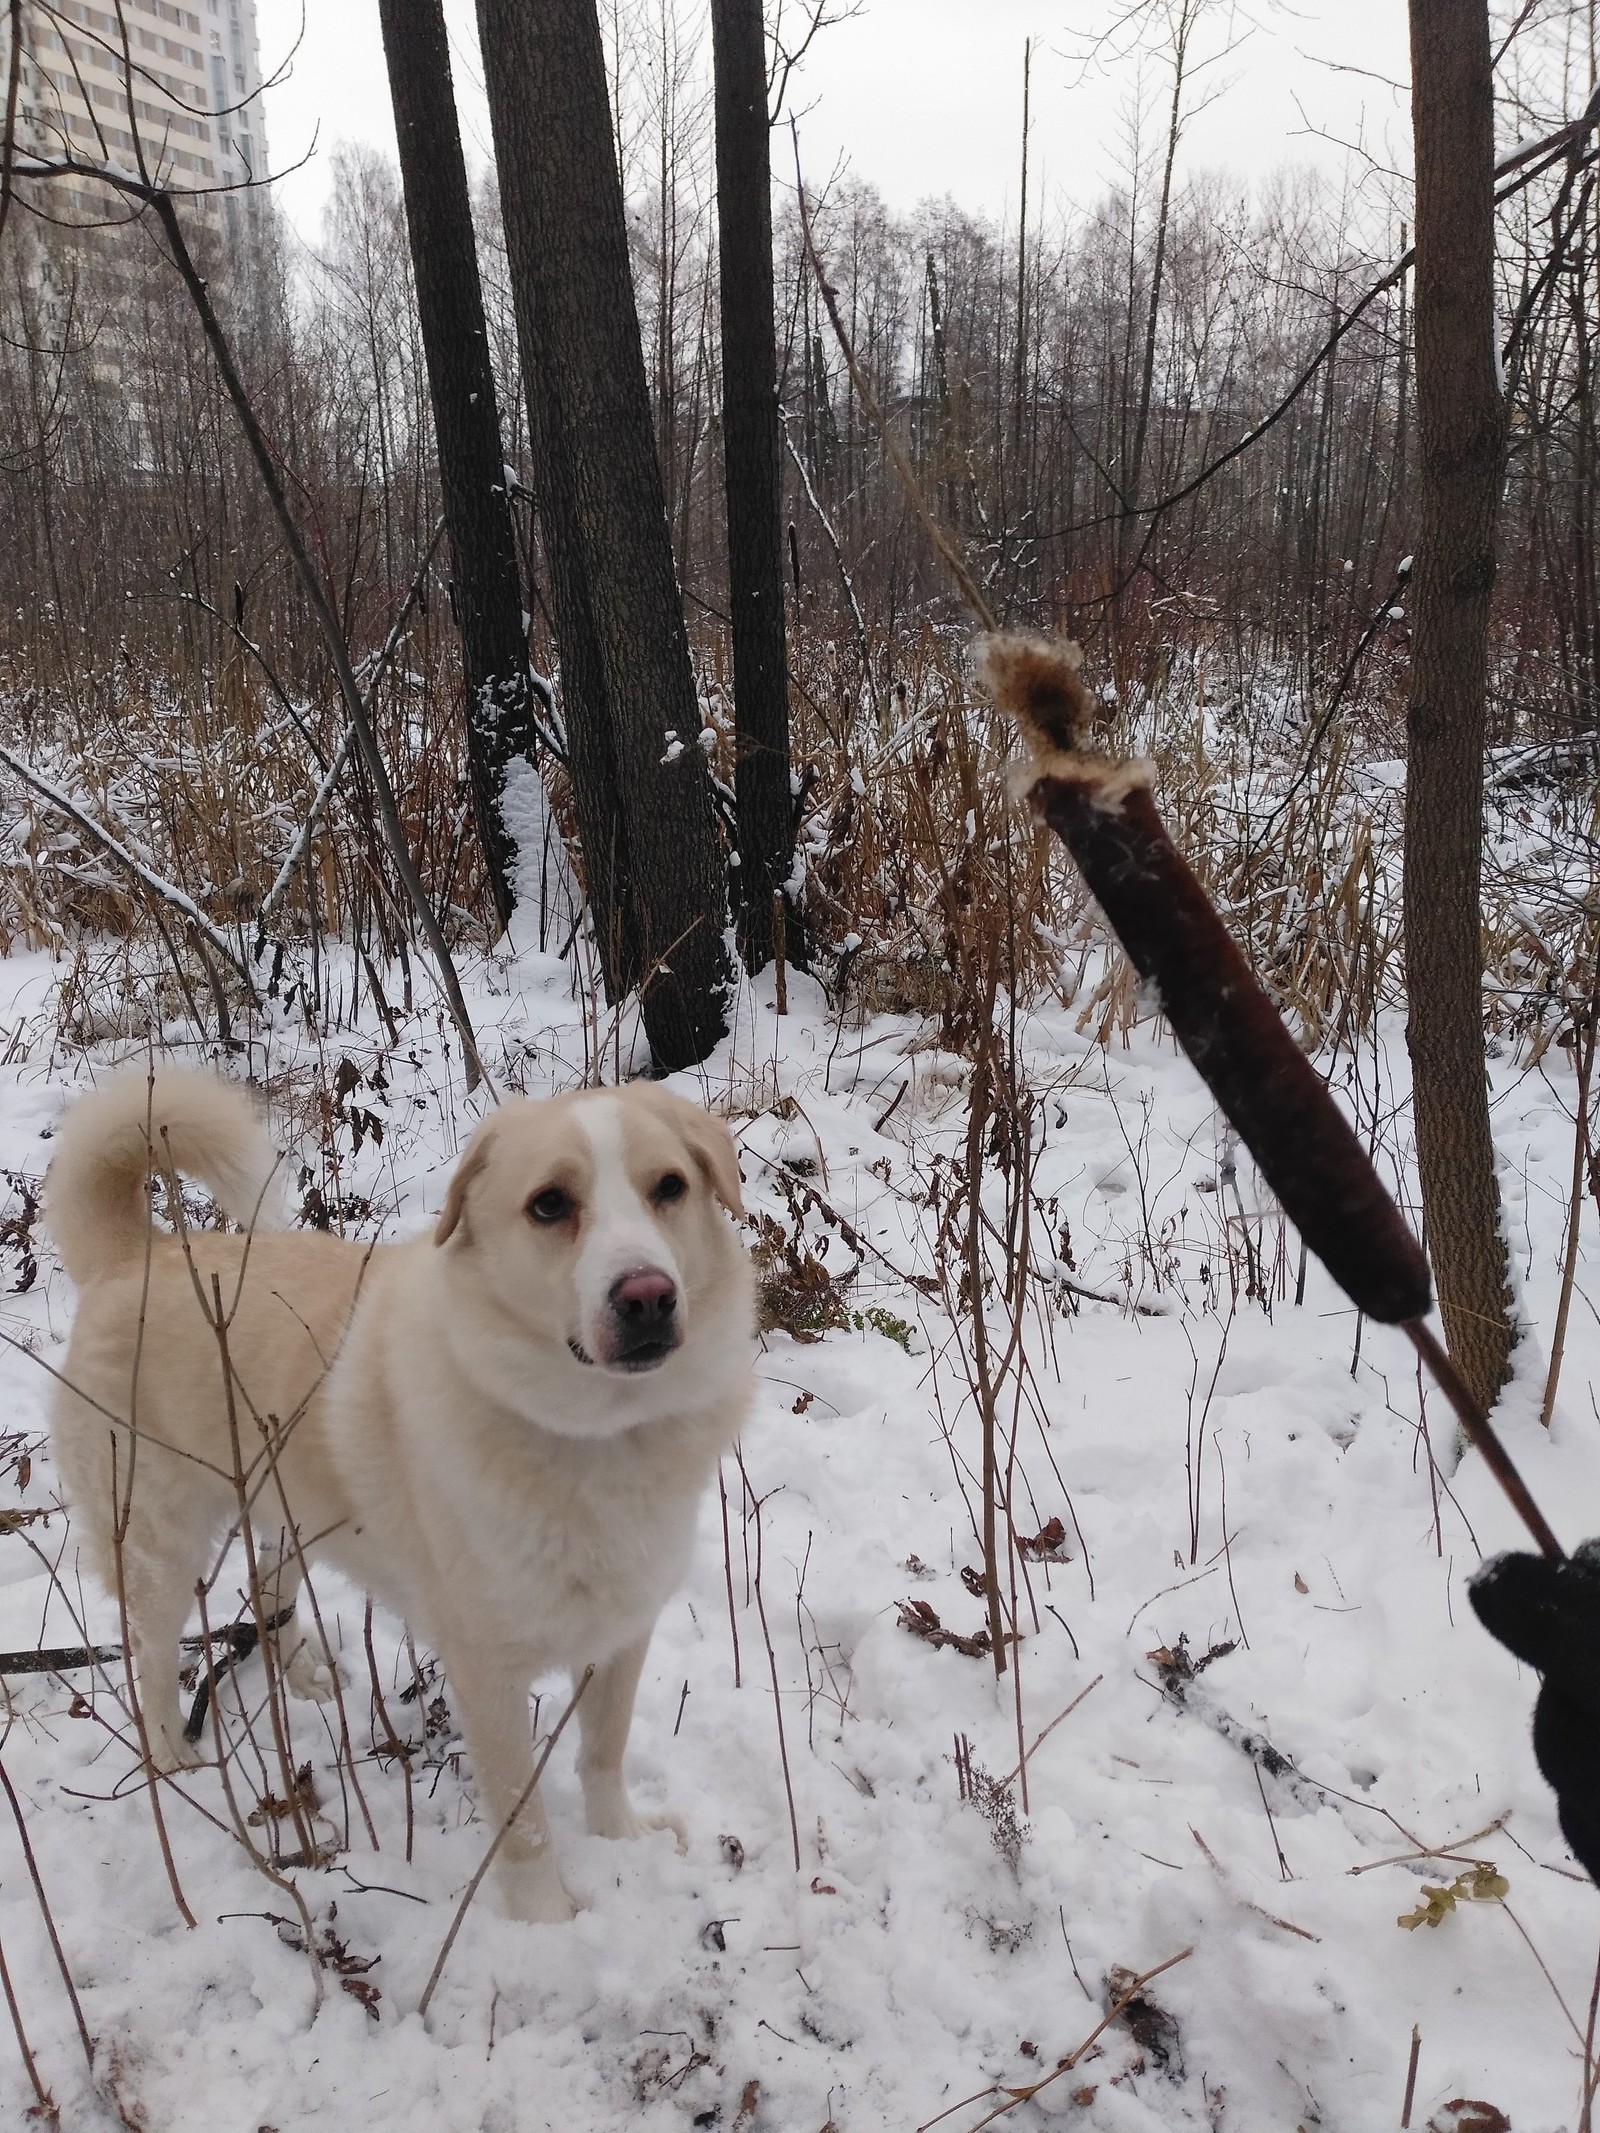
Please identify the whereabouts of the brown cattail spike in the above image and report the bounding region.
[982,632,1433,1330]
[977,633,1094,756]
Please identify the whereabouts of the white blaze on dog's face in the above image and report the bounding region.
[434,1086,746,1407]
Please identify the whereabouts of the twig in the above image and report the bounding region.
[0,1642,125,1676]
[1400,2024,1421,2128]
[1542,980,1597,1427]
[108,1438,197,1931]
[416,1666,592,2019]
[1253,1762,1293,1880]
[193,1579,323,2009]
[364,1600,415,1865]
[929,1946,1193,2132]
[737,1450,801,1872]
[964,1048,1009,1676]
[1579,1934,1600,2133]
[0,1912,52,2118]
[780,419,876,706]
[256,515,451,933]
[256,725,356,934]
[0,742,254,987]
[997,1675,1101,1791]
[1405,1319,1564,1559]
[205,1272,319,1868]
[1346,1814,1508,1877]
[792,127,997,632]
[1190,1825,1319,1940]
[0,1756,94,2071]
[145,190,491,1094]
[1504,1899,1587,2047]
[718,1459,742,1690]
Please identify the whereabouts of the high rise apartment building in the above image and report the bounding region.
[2,0,269,240]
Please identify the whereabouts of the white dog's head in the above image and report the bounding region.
[434,1084,752,1432]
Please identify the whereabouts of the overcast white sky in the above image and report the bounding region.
[254,0,1415,247]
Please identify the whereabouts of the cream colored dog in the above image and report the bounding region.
[45,1068,753,1923]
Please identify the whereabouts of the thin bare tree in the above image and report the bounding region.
[476,0,732,1071]
[711,0,796,972]
[377,0,565,940]
[1403,0,1515,1406]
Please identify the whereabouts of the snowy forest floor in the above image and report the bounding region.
[0,920,1596,2133]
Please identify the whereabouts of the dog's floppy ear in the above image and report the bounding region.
[649,1090,744,1214]
[685,1108,745,1214]
[435,1124,495,1246]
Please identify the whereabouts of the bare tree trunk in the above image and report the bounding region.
[1011,38,1030,462]
[476,0,731,1071]
[377,0,561,938]
[1120,3,1191,588]
[1404,0,1515,1407]
[710,0,796,973]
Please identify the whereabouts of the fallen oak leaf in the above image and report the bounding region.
[1017,1516,1071,1562]
[340,1976,381,2021]
[896,1597,992,1658]
[1427,2103,1510,2133]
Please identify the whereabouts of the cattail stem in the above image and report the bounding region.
[1405,1320,1563,1560]
[985,632,1564,1564]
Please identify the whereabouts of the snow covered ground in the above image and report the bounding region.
[0,925,1596,2133]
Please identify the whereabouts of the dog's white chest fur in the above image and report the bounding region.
[320,1234,739,1674]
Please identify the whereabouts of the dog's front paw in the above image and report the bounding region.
[280,1636,340,1704]
[640,1810,689,1855]
[499,1857,579,1925]
[585,1780,687,1851]
[147,1717,205,1772]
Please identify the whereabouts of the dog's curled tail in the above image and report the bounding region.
[45,1068,283,1285]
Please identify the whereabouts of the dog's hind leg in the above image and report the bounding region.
[119,1537,206,1770]
[578,1630,685,1849]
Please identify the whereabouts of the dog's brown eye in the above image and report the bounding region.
[527,1187,571,1225]
[652,1172,687,1205]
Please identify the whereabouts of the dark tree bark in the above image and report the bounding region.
[1403,0,1515,1409]
[376,0,552,937]
[710,0,795,974]
[475,0,730,1072]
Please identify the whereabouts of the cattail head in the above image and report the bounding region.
[976,633,1094,757]
[982,630,1433,1331]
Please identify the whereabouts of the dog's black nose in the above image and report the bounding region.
[605,1271,674,1356]
[605,1254,674,1322]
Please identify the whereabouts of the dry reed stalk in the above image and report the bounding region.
[147,191,490,1095]
[192,1576,325,2011]
[793,131,997,635]
[0,1756,94,2073]
[98,1070,200,1926]
[735,1449,801,1873]
[1580,1935,1600,2133]
[202,1271,321,1866]
[962,1024,1008,1677]
[717,1459,743,1691]
[0,1912,54,2121]
[256,1496,378,1853]
[364,1600,417,1865]
[107,1434,196,1929]
[1541,952,1598,1426]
